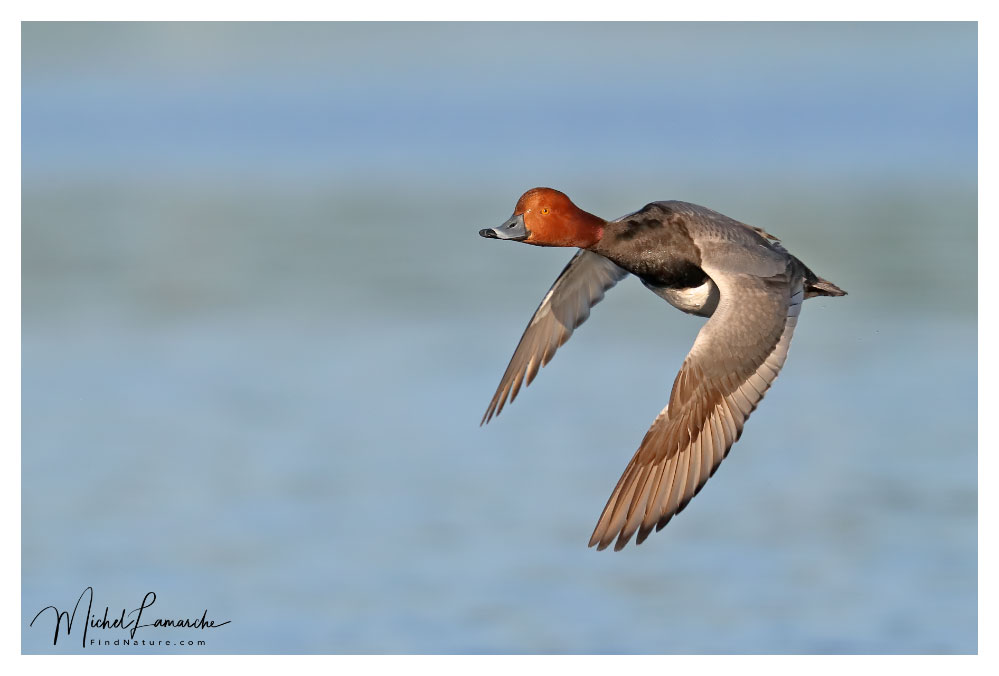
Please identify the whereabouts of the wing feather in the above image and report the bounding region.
[590,265,805,550]
[482,250,628,425]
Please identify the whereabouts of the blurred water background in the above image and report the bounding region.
[21,22,977,653]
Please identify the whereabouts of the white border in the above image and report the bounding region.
[8,7,990,673]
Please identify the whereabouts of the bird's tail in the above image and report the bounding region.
[792,256,847,298]
[806,277,847,298]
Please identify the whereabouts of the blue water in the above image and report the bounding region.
[22,22,977,654]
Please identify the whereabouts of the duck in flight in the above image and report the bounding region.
[479,187,845,551]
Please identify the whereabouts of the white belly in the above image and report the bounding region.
[643,278,720,317]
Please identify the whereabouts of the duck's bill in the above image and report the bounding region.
[479,214,528,241]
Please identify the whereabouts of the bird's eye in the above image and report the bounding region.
[541,208,549,215]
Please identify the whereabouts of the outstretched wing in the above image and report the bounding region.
[482,249,628,425]
[588,258,804,551]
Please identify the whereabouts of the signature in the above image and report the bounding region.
[30,587,231,648]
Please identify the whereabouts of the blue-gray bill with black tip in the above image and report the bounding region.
[479,213,528,241]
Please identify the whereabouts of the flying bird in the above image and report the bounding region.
[479,188,845,551]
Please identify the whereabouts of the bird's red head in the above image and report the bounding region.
[480,187,605,248]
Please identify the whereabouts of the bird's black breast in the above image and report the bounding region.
[594,202,708,289]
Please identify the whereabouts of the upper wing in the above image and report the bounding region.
[482,249,628,425]
[588,258,804,551]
